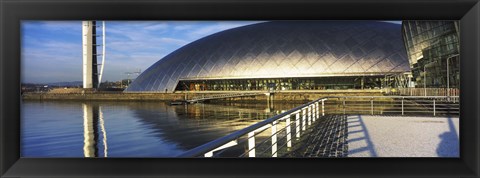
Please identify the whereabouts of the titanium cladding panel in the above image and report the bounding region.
[125,21,410,92]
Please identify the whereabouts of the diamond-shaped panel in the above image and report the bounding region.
[125,21,410,92]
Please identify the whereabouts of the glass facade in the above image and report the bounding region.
[125,21,410,93]
[402,21,460,88]
[174,76,387,91]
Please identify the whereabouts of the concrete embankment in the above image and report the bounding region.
[22,92,185,101]
[22,90,386,102]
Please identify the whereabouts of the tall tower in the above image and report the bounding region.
[82,21,99,88]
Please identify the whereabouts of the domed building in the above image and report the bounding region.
[125,21,410,93]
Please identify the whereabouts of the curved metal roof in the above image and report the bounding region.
[126,21,410,92]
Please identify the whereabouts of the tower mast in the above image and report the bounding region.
[83,21,106,89]
[82,21,98,89]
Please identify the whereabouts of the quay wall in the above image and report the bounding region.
[22,90,386,102]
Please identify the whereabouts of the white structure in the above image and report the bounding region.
[82,21,97,88]
[82,103,108,157]
[82,21,106,89]
[98,21,106,88]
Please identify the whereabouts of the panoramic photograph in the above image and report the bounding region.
[21,20,460,158]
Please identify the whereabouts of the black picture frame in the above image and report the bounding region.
[1,0,479,177]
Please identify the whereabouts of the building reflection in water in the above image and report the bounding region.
[99,106,108,157]
[80,101,300,157]
[128,101,301,152]
[82,103,108,157]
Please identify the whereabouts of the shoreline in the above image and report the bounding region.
[22,90,386,102]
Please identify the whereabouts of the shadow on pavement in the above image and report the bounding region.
[347,115,378,157]
[435,116,459,157]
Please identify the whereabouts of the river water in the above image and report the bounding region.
[21,100,300,157]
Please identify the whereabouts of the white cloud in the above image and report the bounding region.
[173,24,194,31]
[144,23,169,31]
[22,21,81,35]
[22,21,262,83]
[158,37,188,46]
[21,50,82,83]
[100,54,157,82]
[186,22,261,40]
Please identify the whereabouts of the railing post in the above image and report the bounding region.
[401,97,404,115]
[311,104,315,122]
[179,95,460,158]
[307,105,312,126]
[322,99,325,116]
[312,104,315,121]
[271,121,278,157]
[370,97,374,115]
[310,105,313,124]
[296,112,301,138]
[248,131,255,157]
[302,108,306,131]
[286,116,291,148]
[315,102,319,121]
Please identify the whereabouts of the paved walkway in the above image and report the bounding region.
[302,115,348,157]
[300,115,459,157]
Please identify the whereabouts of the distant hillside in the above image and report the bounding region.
[47,81,83,87]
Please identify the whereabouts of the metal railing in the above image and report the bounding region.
[323,96,459,116]
[178,97,326,157]
[187,92,264,103]
[177,95,459,158]
[25,91,124,95]
[386,88,460,97]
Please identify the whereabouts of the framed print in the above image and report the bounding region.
[1,0,479,177]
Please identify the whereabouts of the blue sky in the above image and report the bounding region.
[21,21,401,84]
[21,21,262,83]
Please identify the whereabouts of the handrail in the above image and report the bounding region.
[322,96,459,99]
[324,96,459,116]
[178,95,459,158]
[177,97,326,157]
[188,92,264,102]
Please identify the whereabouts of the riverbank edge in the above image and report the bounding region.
[22,90,386,102]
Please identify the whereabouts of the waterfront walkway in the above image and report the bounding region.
[299,115,459,157]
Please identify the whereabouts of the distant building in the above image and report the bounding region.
[401,21,460,89]
[125,21,411,93]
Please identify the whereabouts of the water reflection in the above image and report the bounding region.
[23,100,302,157]
[129,102,282,150]
[99,107,108,157]
[82,103,108,157]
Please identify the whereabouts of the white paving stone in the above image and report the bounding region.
[347,115,459,157]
